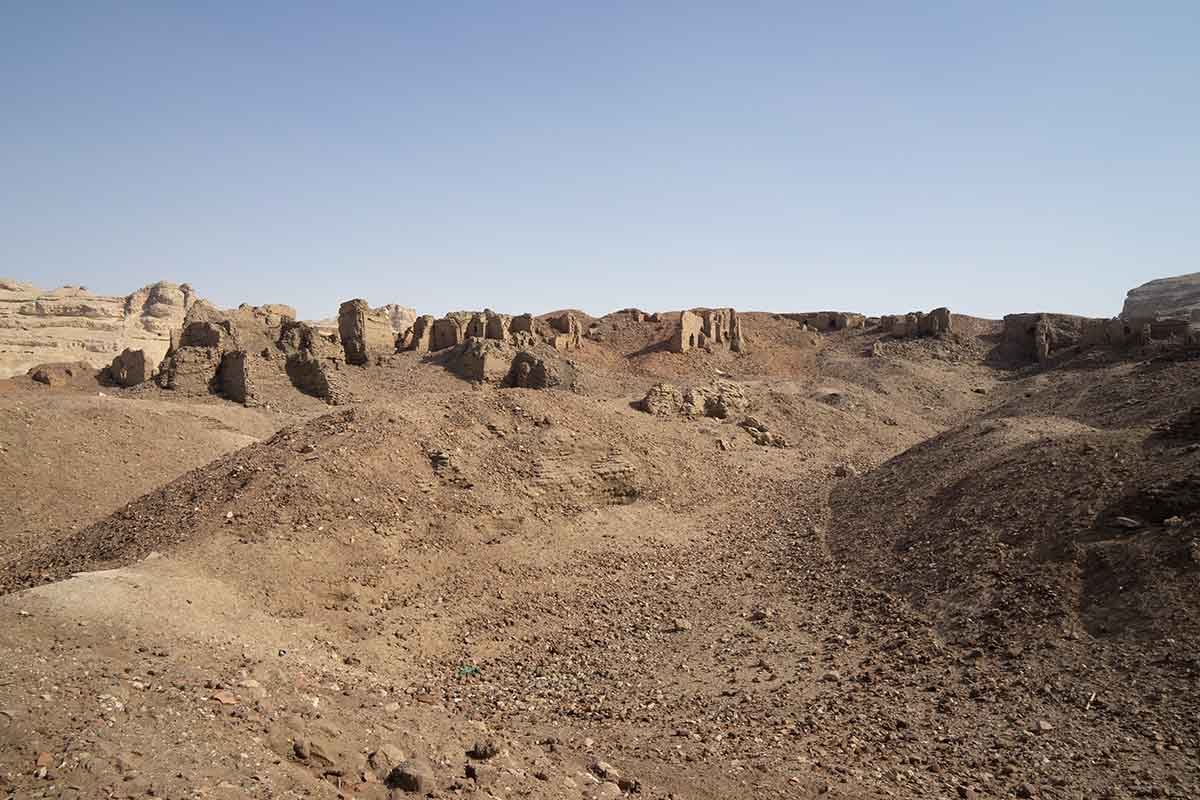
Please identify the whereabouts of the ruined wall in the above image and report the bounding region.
[784,312,866,331]
[338,298,396,365]
[879,307,953,337]
[669,308,744,353]
[485,310,510,340]
[408,315,434,351]
[510,314,534,335]
[108,348,154,387]
[548,312,583,351]
[217,350,254,404]
[158,304,348,404]
[431,316,467,351]
[1001,313,1159,363]
[670,311,704,353]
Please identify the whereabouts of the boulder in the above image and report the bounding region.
[684,379,748,419]
[27,362,95,387]
[639,383,683,415]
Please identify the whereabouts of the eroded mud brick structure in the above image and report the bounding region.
[879,307,953,337]
[338,298,396,365]
[669,308,746,353]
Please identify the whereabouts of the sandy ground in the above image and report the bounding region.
[1,315,1197,800]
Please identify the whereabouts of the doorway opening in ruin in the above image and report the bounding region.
[689,334,696,349]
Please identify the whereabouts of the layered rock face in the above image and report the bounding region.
[1122,273,1200,321]
[0,279,199,378]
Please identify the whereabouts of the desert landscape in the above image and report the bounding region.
[2,275,1200,800]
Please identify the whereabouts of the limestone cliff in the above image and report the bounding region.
[1122,272,1200,321]
[0,278,199,378]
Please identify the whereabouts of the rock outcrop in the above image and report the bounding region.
[1122,273,1200,321]
[27,362,96,387]
[669,308,746,353]
[639,383,684,415]
[638,379,748,420]
[0,279,199,379]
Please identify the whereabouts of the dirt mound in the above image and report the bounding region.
[828,351,1200,650]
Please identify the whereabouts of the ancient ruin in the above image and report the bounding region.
[669,308,746,353]
[784,311,866,331]
[879,307,953,337]
[156,301,348,404]
[108,348,154,387]
[999,311,1196,363]
[338,298,397,365]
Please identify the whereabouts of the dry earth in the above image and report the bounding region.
[1,311,1197,800]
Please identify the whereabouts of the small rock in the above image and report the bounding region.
[387,761,435,794]
[468,739,500,760]
[1032,719,1053,734]
[1114,516,1141,530]
[670,618,692,632]
[293,738,310,760]
[466,763,498,786]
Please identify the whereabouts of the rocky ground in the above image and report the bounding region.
[0,312,1197,799]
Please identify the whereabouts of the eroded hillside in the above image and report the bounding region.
[1,308,1197,800]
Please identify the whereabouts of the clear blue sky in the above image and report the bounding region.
[2,2,1197,320]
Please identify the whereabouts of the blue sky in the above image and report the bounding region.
[2,2,1196,320]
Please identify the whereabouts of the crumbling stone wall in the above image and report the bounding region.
[510,314,534,335]
[159,303,348,404]
[108,348,153,387]
[670,311,704,352]
[548,312,583,351]
[784,312,866,331]
[431,315,468,351]
[670,308,745,353]
[485,310,510,341]
[506,351,555,389]
[280,320,349,404]
[449,338,513,382]
[879,307,953,337]
[217,350,254,405]
[407,315,434,351]
[338,298,396,365]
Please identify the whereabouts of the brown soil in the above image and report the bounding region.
[0,314,1197,800]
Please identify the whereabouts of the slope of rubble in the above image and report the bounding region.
[1,305,1199,800]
